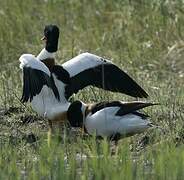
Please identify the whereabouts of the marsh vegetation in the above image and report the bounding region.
[0,0,184,179]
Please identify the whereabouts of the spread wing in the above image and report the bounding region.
[19,54,60,103]
[61,53,148,99]
[90,101,157,116]
[21,67,60,103]
[65,63,148,99]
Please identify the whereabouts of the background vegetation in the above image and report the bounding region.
[0,0,184,179]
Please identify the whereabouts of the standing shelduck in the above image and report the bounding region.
[19,54,70,125]
[36,25,148,100]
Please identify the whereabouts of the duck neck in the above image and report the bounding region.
[37,48,55,61]
[37,48,56,70]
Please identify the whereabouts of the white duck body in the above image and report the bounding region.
[31,86,70,119]
[19,54,70,120]
[85,107,151,137]
[67,101,155,139]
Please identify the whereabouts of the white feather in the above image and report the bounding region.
[62,52,111,77]
[19,54,50,76]
[37,48,55,61]
[85,107,151,137]
[31,85,70,119]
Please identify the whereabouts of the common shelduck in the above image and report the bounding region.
[65,100,156,140]
[36,25,148,100]
[19,25,149,130]
[19,54,70,126]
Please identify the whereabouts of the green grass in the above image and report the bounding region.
[0,0,184,179]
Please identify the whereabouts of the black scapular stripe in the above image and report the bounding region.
[115,102,156,116]
[90,101,123,115]
[90,101,156,116]
[21,67,60,103]
[51,65,70,84]
[65,64,148,99]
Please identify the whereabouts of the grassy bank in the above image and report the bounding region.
[0,0,184,179]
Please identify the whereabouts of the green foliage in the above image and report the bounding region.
[0,0,184,179]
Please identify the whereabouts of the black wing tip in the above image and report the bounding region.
[140,91,149,98]
[20,98,25,103]
[115,101,159,116]
[133,88,149,98]
[20,96,31,103]
[20,94,27,103]
[142,90,149,98]
[119,101,160,108]
[142,102,160,106]
[149,102,160,107]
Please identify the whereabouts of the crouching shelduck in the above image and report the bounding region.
[66,100,157,141]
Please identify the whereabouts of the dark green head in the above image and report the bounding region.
[42,25,59,53]
[67,101,84,128]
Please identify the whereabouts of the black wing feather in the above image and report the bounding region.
[115,102,156,116]
[21,68,30,102]
[65,64,148,99]
[21,67,60,103]
[90,101,157,116]
[51,65,70,84]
